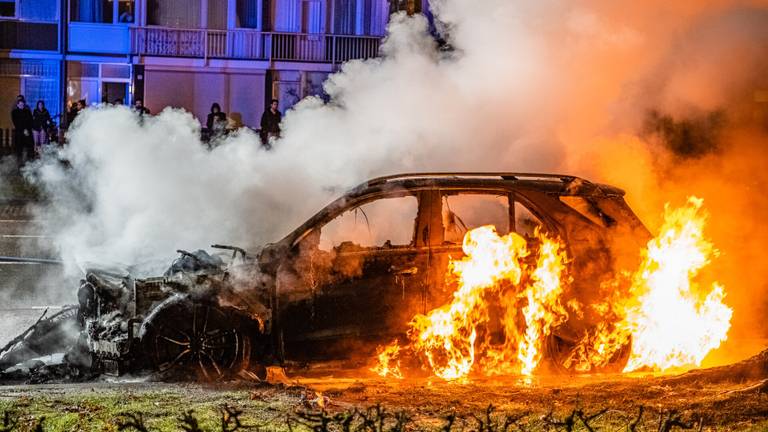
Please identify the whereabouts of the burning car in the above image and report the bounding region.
[1,172,653,380]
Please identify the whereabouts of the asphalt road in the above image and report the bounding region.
[0,201,68,347]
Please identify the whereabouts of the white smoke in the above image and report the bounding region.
[27,3,573,276]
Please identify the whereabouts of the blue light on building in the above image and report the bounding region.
[1,0,428,131]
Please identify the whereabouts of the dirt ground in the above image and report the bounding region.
[0,359,766,431]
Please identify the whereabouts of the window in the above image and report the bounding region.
[331,0,386,35]
[117,0,134,23]
[319,196,417,252]
[389,0,421,14]
[0,0,15,17]
[208,0,227,29]
[19,0,57,21]
[514,201,543,239]
[441,193,510,244]
[301,0,322,33]
[148,0,200,27]
[559,196,615,227]
[332,0,355,34]
[236,0,260,28]
[71,0,134,23]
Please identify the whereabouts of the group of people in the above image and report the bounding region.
[10,95,54,165]
[9,95,283,165]
[65,98,150,125]
[204,98,282,148]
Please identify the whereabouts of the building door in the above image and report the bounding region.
[102,82,128,104]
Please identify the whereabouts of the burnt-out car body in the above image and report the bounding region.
[0,173,650,379]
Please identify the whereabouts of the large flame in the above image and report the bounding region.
[371,196,732,380]
[375,226,568,380]
[567,196,733,372]
[620,196,732,371]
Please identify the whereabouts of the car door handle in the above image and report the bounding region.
[390,265,418,276]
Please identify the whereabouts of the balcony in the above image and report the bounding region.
[69,22,131,55]
[130,27,381,65]
[0,20,57,51]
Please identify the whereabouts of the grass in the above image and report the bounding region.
[0,388,275,432]
[0,381,767,431]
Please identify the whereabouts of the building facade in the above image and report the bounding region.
[0,0,428,130]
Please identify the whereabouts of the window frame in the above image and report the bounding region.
[316,193,420,252]
[70,0,135,24]
[433,187,562,247]
[292,189,423,253]
[439,189,514,245]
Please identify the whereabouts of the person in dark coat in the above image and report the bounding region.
[260,99,282,147]
[11,100,34,165]
[32,100,52,154]
[206,103,227,131]
[133,99,150,116]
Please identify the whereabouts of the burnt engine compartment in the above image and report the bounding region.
[0,247,271,381]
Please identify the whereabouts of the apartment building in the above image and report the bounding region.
[1,0,428,129]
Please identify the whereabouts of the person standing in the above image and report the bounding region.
[65,100,78,128]
[260,99,282,148]
[206,103,227,132]
[11,100,34,165]
[133,99,150,116]
[32,100,52,154]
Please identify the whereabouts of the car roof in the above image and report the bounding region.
[279,173,626,247]
[348,172,625,198]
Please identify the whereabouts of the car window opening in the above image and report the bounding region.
[441,193,511,244]
[319,195,418,252]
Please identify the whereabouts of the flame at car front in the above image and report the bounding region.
[372,197,732,380]
[566,197,733,373]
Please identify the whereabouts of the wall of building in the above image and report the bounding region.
[0,76,21,129]
[0,59,61,129]
[144,68,266,128]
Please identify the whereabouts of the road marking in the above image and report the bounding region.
[0,234,47,239]
[0,220,31,223]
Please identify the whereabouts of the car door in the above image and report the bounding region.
[424,189,517,309]
[277,191,432,360]
[425,187,557,343]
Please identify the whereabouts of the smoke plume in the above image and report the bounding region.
[17,0,768,358]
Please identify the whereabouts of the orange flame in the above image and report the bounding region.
[621,196,732,371]
[370,341,404,379]
[516,237,569,375]
[371,196,732,379]
[372,226,568,380]
[567,196,732,372]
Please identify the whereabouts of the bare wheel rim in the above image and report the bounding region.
[147,301,248,379]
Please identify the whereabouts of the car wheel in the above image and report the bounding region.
[141,298,252,380]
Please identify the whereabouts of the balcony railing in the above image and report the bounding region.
[130,27,381,65]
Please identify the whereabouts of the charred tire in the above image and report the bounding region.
[544,332,631,374]
[140,297,252,380]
